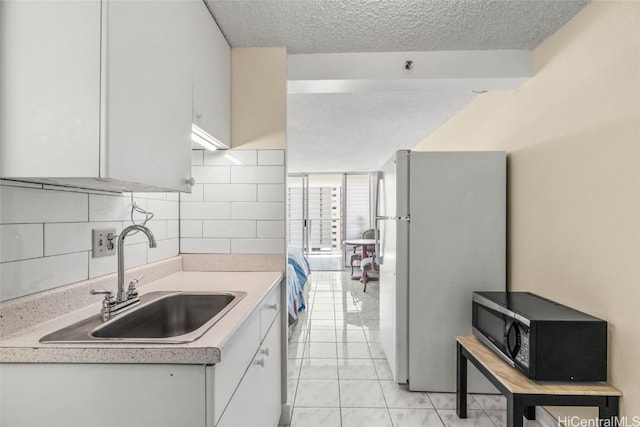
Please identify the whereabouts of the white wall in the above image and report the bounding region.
[180,149,286,255]
[231,48,287,149]
[414,1,640,416]
[0,181,179,301]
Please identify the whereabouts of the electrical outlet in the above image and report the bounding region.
[92,229,116,258]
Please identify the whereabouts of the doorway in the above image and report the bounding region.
[287,173,371,271]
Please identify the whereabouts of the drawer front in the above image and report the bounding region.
[260,281,281,342]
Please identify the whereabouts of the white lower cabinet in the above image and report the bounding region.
[0,283,283,427]
[0,364,207,427]
[216,314,282,427]
[208,281,283,427]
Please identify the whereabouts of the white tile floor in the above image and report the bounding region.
[288,271,544,427]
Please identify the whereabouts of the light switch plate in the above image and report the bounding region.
[92,228,116,258]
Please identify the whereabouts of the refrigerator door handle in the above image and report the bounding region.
[375,216,410,265]
[375,216,385,264]
[373,173,382,260]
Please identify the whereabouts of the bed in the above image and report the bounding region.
[287,246,310,326]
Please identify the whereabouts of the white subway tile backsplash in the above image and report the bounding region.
[231,166,284,184]
[2,151,288,299]
[257,184,285,202]
[204,150,257,166]
[231,239,285,254]
[257,221,285,238]
[145,220,168,242]
[44,223,90,256]
[0,252,88,301]
[191,150,204,166]
[167,220,179,239]
[134,192,167,201]
[147,199,179,220]
[0,224,44,263]
[0,181,180,300]
[257,150,284,165]
[191,166,230,184]
[203,220,256,238]
[1,186,88,224]
[181,202,230,220]
[148,238,179,263]
[88,251,118,279]
[203,184,256,202]
[133,198,148,218]
[180,184,204,202]
[231,202,285,220]
[180,238,230,254]
[180,220,203,238]
[44,222,121,257]
[179,149,286,256]
[124,243,148,269]
[0,150,284,300]
[89,194,130,222]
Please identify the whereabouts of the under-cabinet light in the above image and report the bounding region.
[191,124,228,151]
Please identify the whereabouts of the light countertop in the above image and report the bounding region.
[0,271,283,365]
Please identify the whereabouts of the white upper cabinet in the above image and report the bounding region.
[0,0,102,179]
[0,0,197,192]
[190,1,231,147]
[103,0,192,192]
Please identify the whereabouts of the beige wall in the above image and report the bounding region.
[415,1,640,417]
[231,47,287,149]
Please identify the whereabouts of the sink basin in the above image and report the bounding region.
[40,291,247,344]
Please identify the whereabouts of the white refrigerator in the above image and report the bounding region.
[376,150,506,392]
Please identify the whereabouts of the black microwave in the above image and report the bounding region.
[472,291,607,382]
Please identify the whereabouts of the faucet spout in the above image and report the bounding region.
[117,224,156,303]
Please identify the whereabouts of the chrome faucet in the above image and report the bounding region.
[91,224,157,320]
[117,224,157,302]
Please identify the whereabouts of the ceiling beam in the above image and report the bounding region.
[288,50,532,94]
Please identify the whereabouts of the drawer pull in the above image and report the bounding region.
[261,347,270,357]
[256,357,266,367]
[266,303,278,311]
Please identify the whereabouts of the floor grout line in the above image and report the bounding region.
[292,270,513,427]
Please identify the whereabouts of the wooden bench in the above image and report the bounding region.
[456,335,622,427]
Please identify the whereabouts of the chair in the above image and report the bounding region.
[349,229,376,275]
[361,256,379,292]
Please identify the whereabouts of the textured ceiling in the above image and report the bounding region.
[206,0,589,54]
[286,90,477,173]
[206,0,589,173]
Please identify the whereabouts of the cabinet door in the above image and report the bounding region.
[259,314,283,425]
[103,0,192,192]
[191,0,230,146]
[211,311,261,425]
[216,315,282,427]
[0,0,101,178]
[0,364,206,427]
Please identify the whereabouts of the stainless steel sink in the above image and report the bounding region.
[40,291,247,344]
